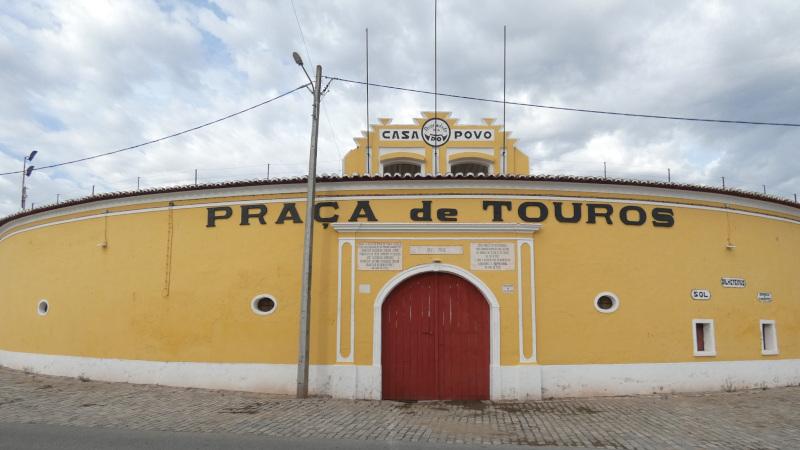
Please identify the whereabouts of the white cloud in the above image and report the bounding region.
[1,0,799,216]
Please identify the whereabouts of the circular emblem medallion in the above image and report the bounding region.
[421,118,451,147]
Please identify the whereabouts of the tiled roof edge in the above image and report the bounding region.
[2,173,798,227]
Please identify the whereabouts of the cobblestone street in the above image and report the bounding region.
[0,367,798,449]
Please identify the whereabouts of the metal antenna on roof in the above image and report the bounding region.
[503,25,507,175]
[433,0,438,174]
[366,28,370,175]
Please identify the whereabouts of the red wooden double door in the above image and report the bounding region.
[382,272,490,400]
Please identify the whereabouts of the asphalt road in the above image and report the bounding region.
[0,423,573,450]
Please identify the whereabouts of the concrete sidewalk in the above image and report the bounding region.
[0,367,797,449]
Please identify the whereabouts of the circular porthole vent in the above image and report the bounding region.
[594,292,619,313]
[37,299,50,316]
[251,295,277,316]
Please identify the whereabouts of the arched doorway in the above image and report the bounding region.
[381,272,490,400]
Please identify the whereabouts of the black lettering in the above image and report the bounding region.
[276,203,303,224]
[381,130,390,139]
[482,201,512,222]
[411,201,433,221]
[587,204,614,224]
[620,205,646,226]
[554,202,582,223]
[518,201,549,222]
[454,130,462,139]
[401,130,409,139]
[437,208,458,222]
[314,201,339,223]
[652,207,675,228]
[206,207,233,227]
[349,201,377,222]
[483,131,492,139]
[240,205,268,226]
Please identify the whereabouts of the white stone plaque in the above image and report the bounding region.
[721,277,746,288]
[409,245,463,255]
[691,289,711,301]
[470,243,515,271]
[357,242,402,271]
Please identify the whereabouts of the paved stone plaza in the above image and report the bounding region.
[0,367,798,449]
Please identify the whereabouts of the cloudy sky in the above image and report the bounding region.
[1,0,799,216]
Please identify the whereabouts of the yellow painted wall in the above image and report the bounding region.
[1,183,798,369]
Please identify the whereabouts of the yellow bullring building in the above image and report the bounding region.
[1,112,798,401]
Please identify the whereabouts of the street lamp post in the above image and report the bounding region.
[21,150,38,210]
[293,52,322,399]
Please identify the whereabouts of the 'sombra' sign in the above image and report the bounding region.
[721,278,746,288]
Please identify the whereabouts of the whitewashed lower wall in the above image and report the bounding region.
[540,360,800,398]
[2,349,798,400]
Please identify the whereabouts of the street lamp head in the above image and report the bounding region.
[27,150,37,162]
[26,166,34,176]
[292,52,304,66]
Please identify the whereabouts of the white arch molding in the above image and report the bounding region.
[371,263,501,399]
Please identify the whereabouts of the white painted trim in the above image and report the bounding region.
[445,148,495,175]
[693,319,717,357]
[347,236,537,241]
[250,294,277,316]
[3,178,797,231]
[37,299,49,316]
[760,320,779,356]
[594,292,620,314]
[3,189,798,241]
[448,159,494,176]
[379,160,426,176]
[370,263,502,399]
[3,349,800,400]
[447,148,494,156]
[335,240,355,363]
[379,147,425,157]
[516,239,537,362]
[332,222,541,234]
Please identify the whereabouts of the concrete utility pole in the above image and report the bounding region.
[294,52,322,399]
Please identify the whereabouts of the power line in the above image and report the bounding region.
[324,76,800,127]
[290,0,313,67]
[289,0,345,163]
[0,84,309,176]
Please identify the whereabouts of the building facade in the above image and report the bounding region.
[1,113,798,400]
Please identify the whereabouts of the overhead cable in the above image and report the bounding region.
[324,76,800,127]
[0,84,309,176]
